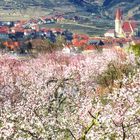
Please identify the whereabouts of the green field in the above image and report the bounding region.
[41,20,113,36]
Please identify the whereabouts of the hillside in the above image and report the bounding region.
[0,0,139,20]
[73,0,140,19]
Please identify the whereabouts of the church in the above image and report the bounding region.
[104,8,138,38]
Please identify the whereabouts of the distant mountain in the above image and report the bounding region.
[0,0,140,19]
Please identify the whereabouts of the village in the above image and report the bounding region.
[0,8,140,55]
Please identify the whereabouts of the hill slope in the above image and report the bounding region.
[0,0,140,19]
[72,0,140,19]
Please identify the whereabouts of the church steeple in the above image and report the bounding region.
[115,8,123,37]
[115,8,122,20]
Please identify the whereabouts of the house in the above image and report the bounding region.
[0,31,9,40]
[88,40,104,46]
[0,26,9,40]
[40,30,56,43]
[45,18,56,24]
[9,33,17,41]
[62,30,73,42]
[62,46,71,54]
[62,44,81,54]
[56,16,65,22]
[2,40,20,50]
[0,21,15,27]
[104,29,115,38]
[38,17,46,24]
[15,32,24,40]
[52,28,62,36]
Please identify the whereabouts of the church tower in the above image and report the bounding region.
[115,8,123,37]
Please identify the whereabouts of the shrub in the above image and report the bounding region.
[96,61,135,90]
[130,44,140,57]
[132,44,140,57]
[31,36,66,54]
[0,40,5,50]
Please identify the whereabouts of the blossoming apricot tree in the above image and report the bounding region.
[0,49,139,140]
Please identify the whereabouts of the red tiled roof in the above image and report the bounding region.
[73,34,89,40]
[0,26,9,33]
[122,21,137,33]
[41,16,47,20]
[0,31,8,34]
[3,41,20,49]
[85,45,95,50]
[130,21,137,28]
[122,22,132,33]
[55,28,62,32]
[72,39,88,47]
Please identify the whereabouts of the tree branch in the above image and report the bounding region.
[122,123,126,140]
[20,128,39,139]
